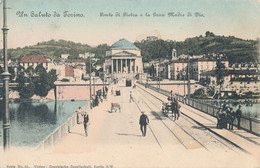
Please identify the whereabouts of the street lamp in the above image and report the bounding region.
[183,70,186,97]
[187,55,191,98]
[1,0,11,151]
[89,55,92,109]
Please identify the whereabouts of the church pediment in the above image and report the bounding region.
[112,51,137,57]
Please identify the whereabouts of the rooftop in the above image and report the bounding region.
[110,38,139,50]
[19,55,50,63]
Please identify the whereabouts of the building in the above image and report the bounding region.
[19,55,53,71]
[200,68,260,95]
[104,38,143,80]
[191,55,229,81]
[79,52,95,59]
[170,59,189,80]
[146,36,159,42]
[61,54,70,60]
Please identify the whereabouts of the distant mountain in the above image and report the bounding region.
[134,31,258,63]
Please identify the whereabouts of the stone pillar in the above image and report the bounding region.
[134,59,136,73]
[133,60,135,73]
[130,59,133,73]
[111,59,114,74]
[126,59,128,73]
[116,59,118,73]
[121,59,123,73]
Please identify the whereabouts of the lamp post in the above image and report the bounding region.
[187,55,191,98]
[1,0,11,151]
[183,70,186,97]
[89,55,92,109]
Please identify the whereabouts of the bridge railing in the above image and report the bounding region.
[139,82,260,136]
[35,113,77,151]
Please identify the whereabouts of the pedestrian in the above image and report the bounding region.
[222,111,227,129]
[229,108,235,130]
[226,107,231,129]
[139,111,149,136]
[171,99,175,118]
[130,91,133,103]
[216,108,221,128]
[83,112,90,136]
[76,107,84,124]
[111,87,114,95]
[236,105,242,129]
[175,100,181,120]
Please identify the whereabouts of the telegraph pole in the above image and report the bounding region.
[1,0,11,151]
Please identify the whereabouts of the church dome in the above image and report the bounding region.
[110,38,139,50]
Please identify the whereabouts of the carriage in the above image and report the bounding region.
[162,102,172,116]
[111,103,121,113]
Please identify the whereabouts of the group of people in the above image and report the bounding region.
[217,104,242,130]
[91,86,108,108]
[76,107,90,136]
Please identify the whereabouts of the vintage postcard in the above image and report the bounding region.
[0,0,260,167]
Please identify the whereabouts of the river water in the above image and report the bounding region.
[0,100,88,147]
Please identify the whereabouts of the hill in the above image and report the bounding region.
[3,40,109,65]
[1,32,258,65]
[134,31,258,63]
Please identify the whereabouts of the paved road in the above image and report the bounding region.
[50,82,259,167]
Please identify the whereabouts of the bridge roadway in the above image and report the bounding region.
[50,81,260,167]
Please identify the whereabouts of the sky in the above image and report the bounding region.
[0,0,260,48]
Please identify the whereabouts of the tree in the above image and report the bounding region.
[34,71,51,97]
[19,81,35,99]
[47,69,58,89]
[34,64,57,97]
[191,88,208,98]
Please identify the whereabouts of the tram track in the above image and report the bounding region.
[133,88,209,151]
[135,84,246,153]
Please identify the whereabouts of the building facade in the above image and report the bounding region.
[191,55,229,81]
[19,55,54,71]
[104,38,143,80]
[170,59,189,80]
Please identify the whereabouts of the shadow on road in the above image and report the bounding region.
[116,133,142,137]
[69,131,86,137]
[150,111,168,120]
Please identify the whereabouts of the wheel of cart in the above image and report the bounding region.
[162,102,172,117]
[111,103,121,113]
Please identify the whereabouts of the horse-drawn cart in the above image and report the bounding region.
[162,102,172,117]
[111,103,121,113]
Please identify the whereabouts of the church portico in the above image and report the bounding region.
[104,38,143,81]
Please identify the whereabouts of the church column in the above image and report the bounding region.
[125,59,127,73]
[111,59,114,73]
[120,59,123,73]
[116,59,118,73]
[130,59,133,73]
[133,60,135,73]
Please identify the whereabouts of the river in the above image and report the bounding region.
[0,100,88,147]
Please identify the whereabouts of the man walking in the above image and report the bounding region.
[139,111,149,136]
[175,100,181,120]
[236,105,242,129]
[130,91,133,103]
[76,107,84,124]
[83,112,90,136]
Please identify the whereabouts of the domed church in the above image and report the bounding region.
[104,38,143,81]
